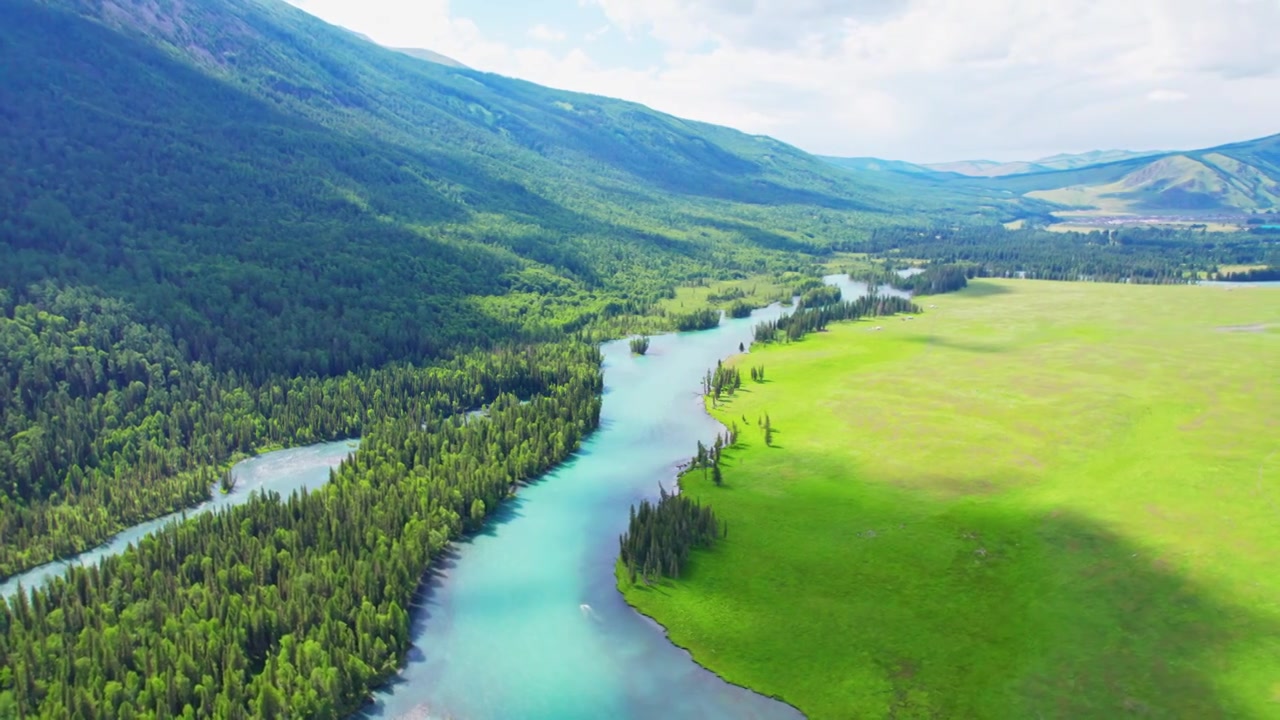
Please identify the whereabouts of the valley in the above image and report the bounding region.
[1,0,1278,718]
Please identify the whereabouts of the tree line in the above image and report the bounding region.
[850,225,1279,283]
[754,294,920,344]
[1216,266,1280,281]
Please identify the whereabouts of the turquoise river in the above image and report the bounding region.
[2,275,902,719]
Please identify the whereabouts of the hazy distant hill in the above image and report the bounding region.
[346,30,470,68]
[820,156,941,176]
[985,134,1280,213]
[1032,149,1163,171]
[391,46,469,69]
[827,139,1279,214]
[924,159,1053,177]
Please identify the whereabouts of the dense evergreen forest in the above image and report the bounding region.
[855,226,1279,283]
[0,284,603,578]
[0,343,601,718]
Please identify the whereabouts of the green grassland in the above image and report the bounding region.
[624,279,1280,719]
[656,273,795,316]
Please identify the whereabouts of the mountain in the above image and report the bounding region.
[828,138,1279,214]
[985,134,1280,214]
[921,150,1162,177]
[4,0,1006,380]
[346,30,470,68]
[924,159,1053,177]
[820,156,943,176]
[1032,149,1162,171]
[392,46,469,68]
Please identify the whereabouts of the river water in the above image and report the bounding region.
[0,440,358,599]
[359,274,912,720]
[360,302,803,720]
[4,275,903,718]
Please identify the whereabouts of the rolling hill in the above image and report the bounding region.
[986,134,1280,214]
[825,138,1279,215]
[1033,149,1163,171]
[917,150,1162,177]
[926,159,1054,177]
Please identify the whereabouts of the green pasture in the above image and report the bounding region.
[624,279,1280,719]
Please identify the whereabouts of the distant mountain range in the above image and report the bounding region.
[825,136,1280,215]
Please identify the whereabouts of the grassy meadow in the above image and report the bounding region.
[623,279,1280,719]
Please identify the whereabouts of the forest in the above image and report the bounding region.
[854,225,1279,283]
[0,343,602,718]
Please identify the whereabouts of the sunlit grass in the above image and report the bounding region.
[624,279,1280,719]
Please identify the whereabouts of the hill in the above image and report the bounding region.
[346,30,470,68]
[0,0,914,376]
[829,138,1280,215]
[820,156,944,177]
[918,150,1161,177]
[1032,149,1162,170]
[986,134,1280,215]
[925,159,1053,176]
[391,46,469,68]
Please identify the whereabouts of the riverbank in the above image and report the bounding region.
[0,439,358,599]
[621,279,1280,718]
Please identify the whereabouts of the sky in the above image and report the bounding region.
[284,0,1280,163]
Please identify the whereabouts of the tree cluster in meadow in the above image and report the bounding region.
[890,265,971,295]
[673,308,722,332]
[618,486,723,585]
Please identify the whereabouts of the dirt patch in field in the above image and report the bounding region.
[1214,322,1277,333]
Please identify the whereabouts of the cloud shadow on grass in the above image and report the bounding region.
[677,448,1277,719]
[901,334,1010,354]
[957,282,1014,298]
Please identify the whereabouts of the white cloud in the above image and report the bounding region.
[1147,89,1189,103]
[527,23,567,43]
[288,0,1280,161]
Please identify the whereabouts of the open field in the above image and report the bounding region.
[624,279,1280,719]
[1046,219,1245,233]
[656,273,794,316]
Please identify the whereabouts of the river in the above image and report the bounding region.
[4,275,901,718]
[0,440,358,599]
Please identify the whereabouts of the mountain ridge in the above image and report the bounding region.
[824,136,1279,214]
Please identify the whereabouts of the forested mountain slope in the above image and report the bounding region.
[0,0,1033,580]
[2,0,1024,376]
